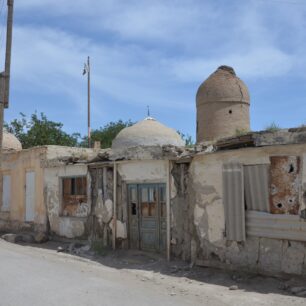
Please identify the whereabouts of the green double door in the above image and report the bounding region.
[128,183,166,253]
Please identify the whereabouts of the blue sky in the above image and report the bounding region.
[2,0,306,140]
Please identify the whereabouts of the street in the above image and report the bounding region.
[0,239,305,306]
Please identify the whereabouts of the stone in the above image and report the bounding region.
[296,290,306,297]
[80,244,91,252]
[281,241,305,275]
[229,285,238,290]
[1,233,17,243]
[34,232,49,243]
[20,233,35,243]
[290,287,306,294]
[57,246,65,252]
[258,238,282,273]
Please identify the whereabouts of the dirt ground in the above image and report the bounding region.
[1,238,306,306]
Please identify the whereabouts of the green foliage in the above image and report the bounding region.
[177,131,194,147]
[80,120,134,148]
[235,128,250,136]
[5,112,80,149]
[265,122,281,132]
[5,112,194,150]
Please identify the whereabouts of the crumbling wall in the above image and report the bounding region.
[170,162,192,260]
[44,164,91,238]
[88,166,113,246]
[189,143,306,276]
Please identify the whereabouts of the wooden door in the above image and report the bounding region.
[128,183,166,253]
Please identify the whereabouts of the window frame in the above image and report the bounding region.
[60,175,88,217]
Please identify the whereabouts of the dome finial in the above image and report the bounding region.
[147,105,150,117]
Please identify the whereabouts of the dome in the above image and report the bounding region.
[112,117,185,150]
[3,131,22,151]
[196,65,251,142]
[196,65,250,106]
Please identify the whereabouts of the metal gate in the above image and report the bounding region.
[128,183,166,253]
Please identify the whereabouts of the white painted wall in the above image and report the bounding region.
[117,160,167,183]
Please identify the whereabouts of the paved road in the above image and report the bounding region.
[0,240,200,306]
[0,240,305,306]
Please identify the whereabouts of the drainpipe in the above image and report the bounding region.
[166,160,171,261]
[112,162,117,250]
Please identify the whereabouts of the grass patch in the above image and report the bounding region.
[265,122,281,132]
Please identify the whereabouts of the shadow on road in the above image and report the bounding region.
[9,238,306,299]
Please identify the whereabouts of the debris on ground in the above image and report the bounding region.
[1,232,49,244]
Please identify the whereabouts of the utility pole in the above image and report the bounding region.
[83,56,91,148]
[0,0,14,165]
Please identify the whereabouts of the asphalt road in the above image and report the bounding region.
[0,240,305,306]
[0,240,200,306]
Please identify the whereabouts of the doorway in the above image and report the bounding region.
[128,183,166,253]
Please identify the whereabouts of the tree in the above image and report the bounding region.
[80,120,134,148]
[5,112,80,149]
[177,131,194,147]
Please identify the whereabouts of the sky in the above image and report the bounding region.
[1,0,306,140]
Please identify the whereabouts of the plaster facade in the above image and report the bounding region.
[189,143,306,276]
[0,147,47,232]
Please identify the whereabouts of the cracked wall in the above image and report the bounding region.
[189,143,306,275]
[88,166,113,246]
[170,162,192,260]
[44,164,91,238]
[0,147,47,233]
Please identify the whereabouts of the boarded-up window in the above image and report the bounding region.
[269,156,300,215]
[244,165,270,212]
[62,176,87,216]
[222,163,245,241]
[2,175,11,212]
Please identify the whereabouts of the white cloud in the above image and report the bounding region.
[170,47,293,82]
[10,0,306,119]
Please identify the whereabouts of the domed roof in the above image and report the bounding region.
[196,65,250,106]
[3,131,22,151]
[112,117,185,150]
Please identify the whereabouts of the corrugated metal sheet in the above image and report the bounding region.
[246,210,306,241]
[222,163,245,241]
[244,165,270,212]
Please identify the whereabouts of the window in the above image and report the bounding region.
[62,176,87,217]
[1,175,11,212]
[223,156,305,242]
[140,186,157,217]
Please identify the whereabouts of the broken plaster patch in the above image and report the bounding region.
[194,205,207,240]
